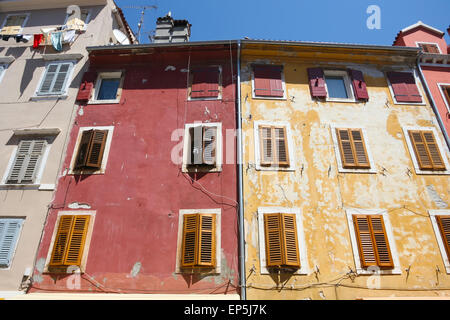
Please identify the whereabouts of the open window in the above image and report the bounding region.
[0,14,29,36]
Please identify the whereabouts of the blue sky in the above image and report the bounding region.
[116,0,450,45]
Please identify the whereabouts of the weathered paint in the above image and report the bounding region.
[30,44,240,296]
[241,42,450,300]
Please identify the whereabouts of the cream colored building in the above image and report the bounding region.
[0,0,134,298]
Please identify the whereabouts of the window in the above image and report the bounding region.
[386,71,423,104]
[429,210,450,273]
[45,212,95,273]
[89,72,124,104]
[182,123,222,172]
[417,42,441,54]
[0,218,23,268]
[336,128,370,169]
[189,66,221,99]
[36,62,74,96]
[254,121,295,171]
[0,14,29,35]
[69,126,114,174]
[438,84,450,113]
[252,65,285,99]
[346,209,401,274]
[324,70,354,101]
[257,207,309,275]
[403,127,448,174]
[176,209,221,273]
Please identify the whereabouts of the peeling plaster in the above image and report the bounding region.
[426,185,448,208]
[130,262,142,278]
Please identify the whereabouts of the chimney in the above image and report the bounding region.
[153,12,191,43]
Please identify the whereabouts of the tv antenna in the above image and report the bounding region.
[122,5,157,43]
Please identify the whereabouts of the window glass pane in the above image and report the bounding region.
[326,76,348,99]
[97,78,120,100]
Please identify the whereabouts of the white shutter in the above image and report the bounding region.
[0,219,23,267]
[7,140,47,184]
[203,127,217,165]
[38,62,73,95]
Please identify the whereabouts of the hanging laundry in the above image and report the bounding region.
[63,29,76,43]
[1,35,11,41]
[51,31,63,51]
[15,35,23,43]
[33,34,43,48]
[22,34,32,43]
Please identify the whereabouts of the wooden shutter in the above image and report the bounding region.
[259,126,289,167]
[7,140,46,184]
[49,215,90,268]
[336,129,370,169]
[74,129,108,170]
[0,219,22,267]
[264,213,300,268]
[387,71,422,103]
[275,127,289,167]
[348,69,369,100]
[419,43,440,54]
[202,127,217,165]
[408,130,445,171]
[181,214,216,268]
[259,126,273,166]
[307,68,327,98]
[253,65,284,97]
[436,216,450,261]
[190,67,220,98]
[76,71,97,101]
[353,215,393,269]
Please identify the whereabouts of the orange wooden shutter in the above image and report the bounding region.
[197,214,216,267]
[351,129,370,168]
[264,214,283,267]
[74,130,94,169]
[337,129,356,168]
[275,127,289,167]
[409,130,445,171]
[436,216,450,261]
[281,214,300,267]
[181,214,198,268]
[85,130,108,168]
[423,131,445,170]
[337,129,370,169]
[353,215,393,269]
[49,215,90,268]
[259,126,273,166]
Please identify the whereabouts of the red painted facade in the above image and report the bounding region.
[394,23,450,138]
[30,43,240,295]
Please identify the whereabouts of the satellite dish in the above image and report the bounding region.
[113,29,130,45]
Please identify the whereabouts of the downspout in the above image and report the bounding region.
[236,39,246,300]
[416,54,450,150]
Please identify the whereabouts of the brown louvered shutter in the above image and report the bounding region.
[353,215,393,269]
[264,214,283,267]
[275,127,289,167]
[197,214,216,267]
[436,216,450,261]
[85,130,108,168]
[202,127,217,165]
[181,214,198,268]
[307,68,327,98]
[409,130,445,171]
[49,216,73,267]
[337,129,370,169]
[74,130,94,169]
[259,126,273,166]
[281,214,300,267]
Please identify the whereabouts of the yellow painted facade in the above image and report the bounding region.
[240,42,450,300]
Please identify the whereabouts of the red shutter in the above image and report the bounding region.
[387,72,421,103]
[307,68,327,98]
[191,67,219,98]
[254,65,284,97]
[348,69,369,100]
[76,72,97,101]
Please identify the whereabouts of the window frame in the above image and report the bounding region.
[429,210,450,274]
[345,208,401,275]
[0,217,24,270]
[253,121,295,171]
[385,69,425,105]
[88,71,124,104]
[175,209,221,274]
[330,125,377,174]
[0,13,30,35]
[63,8,91,31]
[68,126,114,175]
[257,207,309,275]
[437,83,450,114]
[251,64,287,100]
[0,64,7,84]
[323,70,355,102]
[188,65,222,101]
[402,126,450,175]
[34,60,75,99]
[43,211,96,274]
[415,41,442,54]
[182,122,222,173]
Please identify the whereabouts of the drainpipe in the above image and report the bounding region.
[236,39,246,300]
[416,54,450,150]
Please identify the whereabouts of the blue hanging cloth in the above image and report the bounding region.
[51,31,63,51]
